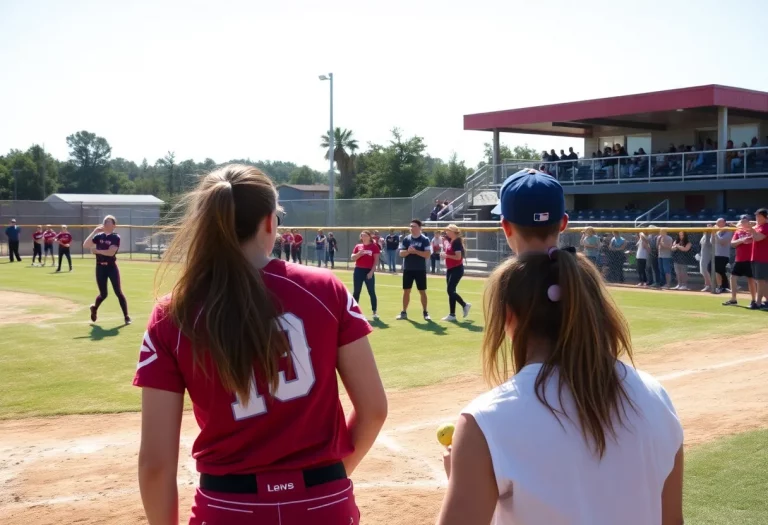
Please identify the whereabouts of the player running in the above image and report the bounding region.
[133,164,387,525]
[32,226,44,266]
[42,224,56,266]
[55,225,73,272]
[83,215,131,325]
[440,224,470,321]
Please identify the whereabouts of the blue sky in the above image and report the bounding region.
[1,0,767,172]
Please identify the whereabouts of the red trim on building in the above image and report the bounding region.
[464,85,768,131]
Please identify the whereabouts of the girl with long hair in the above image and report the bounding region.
[440,224,471,321]
[436,247,684,525]
[350,230,380,321]
[133,165,387,525]
[671,231,692,290]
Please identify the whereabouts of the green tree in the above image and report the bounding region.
[479,142,541,168]
[355,129,429,198]
[288,165,325,185]
[320,127,358,198]
[3,149,57,200]
[65,130,112,193]
[156,151,176,195]
[0,162,13,200]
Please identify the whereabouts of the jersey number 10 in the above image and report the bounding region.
[231,313,316,421]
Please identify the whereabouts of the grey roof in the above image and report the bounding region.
[278,184,330,192]
[45,194,164,205]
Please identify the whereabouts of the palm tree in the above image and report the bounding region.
[320,127,359,198]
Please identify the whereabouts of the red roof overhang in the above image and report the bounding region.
[464,85,768,137]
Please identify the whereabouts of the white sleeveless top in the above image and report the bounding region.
[462,362,683,525]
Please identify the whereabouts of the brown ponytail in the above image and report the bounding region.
[157,164,288,403]
[482,248,635,458]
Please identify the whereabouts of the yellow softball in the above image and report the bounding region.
[436,422,455,447]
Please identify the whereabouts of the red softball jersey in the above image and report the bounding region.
[352,242,380,269]
[33,231,44,243]
[752,223,768,263]
[132,259,373,475]
[43,230,56,244]
[293,233,303,246]
[443,238,464,269]
[56,232,73,246]
[281,232,294,245]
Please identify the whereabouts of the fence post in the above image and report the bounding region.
[130,209,133,260]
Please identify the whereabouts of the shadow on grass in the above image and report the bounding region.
[74,324,128,341]
[370,318,390,329]
[456,320,484,332]
[406,319,448,335]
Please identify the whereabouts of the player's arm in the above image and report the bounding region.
[751,227,766,241]
[399,241,410,258]
[417,245,432,259]
[731,235,745,246]
[337,335,387,476]
[350,246,363,261]
[661,445,684,525]
[82,227,103,249]
[435,414,498,525]
[138,387,183,525]
[93,245,119,256]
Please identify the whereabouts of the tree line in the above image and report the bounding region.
[0,128,540,201]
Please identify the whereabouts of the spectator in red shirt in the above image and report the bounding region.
[55,225,73,272]
[748,208,768,308]
[291,229,303,264]
[351,230,380,321]
[43,224,56,266]
[723,216,756,308]
[440,224,471,322]
[132,165,387,525]
[281,230,294,262]
[32,225,44,266]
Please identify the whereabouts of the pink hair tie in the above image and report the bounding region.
[547,284,562,302]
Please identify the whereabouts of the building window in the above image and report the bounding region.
[729,124,758,147]
[599,136,624,151]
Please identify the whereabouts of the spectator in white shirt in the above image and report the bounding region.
[435,248,684,525]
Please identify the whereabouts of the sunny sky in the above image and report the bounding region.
[2,0,767,174]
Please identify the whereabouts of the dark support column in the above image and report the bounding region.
[493,129,501,183]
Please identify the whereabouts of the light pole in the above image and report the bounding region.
[319,73,334,227]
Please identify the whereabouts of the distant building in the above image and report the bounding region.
[43,193,165,225]
[277,184,331,201]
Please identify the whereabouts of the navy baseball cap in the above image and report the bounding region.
[491,169,565,226]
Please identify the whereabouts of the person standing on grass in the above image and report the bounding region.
[291,229,303,264]
[671,232,692,290]
[396,219,432,321]
[385,229,399,273]
[83,215,131,325]
[748,208,768,308]
[635,231,650,287]
[657,229,674,289]
[713,218,733,294]
[440,224,471,322]
[55,225,73,272]
[281,229,294,262]
[327,232,337,268]
[430,233,442,274]
[699,226,713,292]
[133,165,386,525]
[43,225,56,267]
[436,248,684,525]
[351,230,380,321]
[722,216,757,308]
[377,232,387,272]
[314,229,327,267]
[580,227,599,266]
[32,225,44,266]
[607,231,627,283]
[5,219,22,262]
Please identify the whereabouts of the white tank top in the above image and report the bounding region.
[462,362,683,525]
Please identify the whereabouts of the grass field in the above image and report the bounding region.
[0,258,766,524]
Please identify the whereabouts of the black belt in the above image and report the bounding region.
[200,462,346,494]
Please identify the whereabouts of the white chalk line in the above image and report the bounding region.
[4,350,767,507]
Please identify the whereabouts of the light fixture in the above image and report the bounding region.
[319,75,328,81]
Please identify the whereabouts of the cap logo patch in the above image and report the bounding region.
[534,212,550,222]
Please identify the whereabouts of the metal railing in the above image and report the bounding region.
[498,145,768,185]
[634,200,670,227]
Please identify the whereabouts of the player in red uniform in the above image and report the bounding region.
[133,164,387,525]
[440,224,471,321]
[281,229,294,262]
[350,230,380,320]
[291,229,303,264]
[55,225,73,272]
[32,226,44,266]
[43,224,56,266]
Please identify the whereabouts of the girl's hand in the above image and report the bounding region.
[367,271,374,280]
[93,226,104,233]
[442,446,452,479]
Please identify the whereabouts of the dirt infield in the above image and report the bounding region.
[0,291,79,325]
[1,333,767,524]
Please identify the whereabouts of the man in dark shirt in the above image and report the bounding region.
[397,219,431,321]
[385,230,400,273]
[5,219,21,262]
